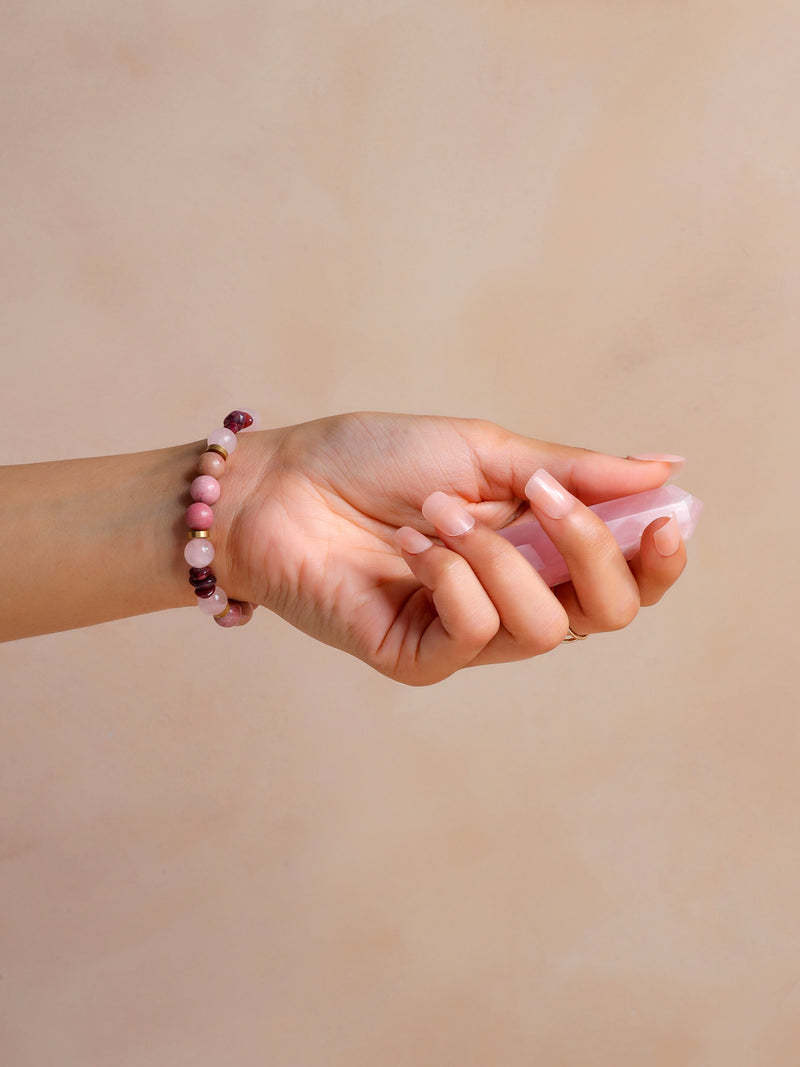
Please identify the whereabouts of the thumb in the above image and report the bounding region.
[468,423,684,506]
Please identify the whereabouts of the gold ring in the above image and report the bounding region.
[563,626,588,642]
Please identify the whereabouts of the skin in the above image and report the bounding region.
[0,412,686,685]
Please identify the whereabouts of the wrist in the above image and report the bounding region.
[178,414,281,626]
[0,417,276,643]
[206,428,280,602]
[1,443,201,642]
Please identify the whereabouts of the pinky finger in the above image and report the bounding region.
[628,515,687,607]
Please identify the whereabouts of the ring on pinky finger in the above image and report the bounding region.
[562,626,589,642]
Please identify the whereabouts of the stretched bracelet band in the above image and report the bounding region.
[183,409,259,628]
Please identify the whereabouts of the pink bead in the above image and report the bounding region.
[190,475,221,505]
[198,586,228,616]
[184,538,215,568]
[185,502,214,530]
[207,427,237,455]
[214,601,243,627]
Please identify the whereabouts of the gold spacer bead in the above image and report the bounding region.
[206,444,228,460]
[214,602,231,619]
[188,530,210,539]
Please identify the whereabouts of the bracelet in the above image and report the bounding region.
[183,409,259,628]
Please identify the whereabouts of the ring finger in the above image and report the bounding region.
[524,468,641,634]
[418,491,570,658]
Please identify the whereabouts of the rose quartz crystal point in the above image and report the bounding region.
[499,484,703,588]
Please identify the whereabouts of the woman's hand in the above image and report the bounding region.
[217,413,687,685]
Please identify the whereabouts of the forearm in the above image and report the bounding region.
[0,443,201,642]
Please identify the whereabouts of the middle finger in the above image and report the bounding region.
[420,491,570,656]
[524,468,641,632]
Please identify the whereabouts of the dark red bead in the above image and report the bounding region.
[189,567,215,586]
[223,410,253,434]
[190,575,217,592]
[195,585,216,598]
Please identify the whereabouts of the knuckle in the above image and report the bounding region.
[466,606,501,648]
[466,416,498,438]
[439,554,470,584]
[436,598,500,652]
[402,669,453,688]
[600,589,640,631]
[481,539,518,573]
[639,586,665,608]
[516,605,569,655]
[537,611,571,652]
[580,520,619,561]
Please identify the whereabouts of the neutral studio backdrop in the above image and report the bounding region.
[1,2,798,1064]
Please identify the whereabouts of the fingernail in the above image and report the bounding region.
[629,453,687,475]
[421,491,475,536]
[653,514,681,556]
[524,468,574,519]
[396,526,434,554]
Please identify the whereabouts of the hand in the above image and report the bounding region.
[218,413,687,685]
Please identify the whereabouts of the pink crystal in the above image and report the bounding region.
[499,484,703,588]
[198,586,228,616]
[184,538,215,568]
[207,427,237,455]
[214,601,243,627]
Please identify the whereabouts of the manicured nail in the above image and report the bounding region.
[524,468,574,519]
[421,491,475,536]
[653,514,681,556]
[629,453,687,475]
[396,526,434,554]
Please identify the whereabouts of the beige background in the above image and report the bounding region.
[1,2,798,1064]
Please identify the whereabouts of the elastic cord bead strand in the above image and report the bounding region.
[183,410,259,627]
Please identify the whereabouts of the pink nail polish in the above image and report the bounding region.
[421,492,475,536]
[397,526,434,554]
[653,514,681,556]
[524,469,573,520]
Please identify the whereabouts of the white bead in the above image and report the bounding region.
[198,587,228,616]
[207,427,237,454]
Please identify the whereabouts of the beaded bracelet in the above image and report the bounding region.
[183,409,259,628]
